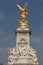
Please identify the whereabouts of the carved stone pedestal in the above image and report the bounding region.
[8,63,39,65]
[7,29,39,65]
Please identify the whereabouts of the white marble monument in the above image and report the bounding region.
[7,3,39,65]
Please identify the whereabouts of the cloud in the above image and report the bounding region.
[0,47,10,65]
[31,35,43,44]
[30,0,43,2]
[0,47,10,52]
[0,26,15,65]
[0,10,6,19]
[40,25,43,33]
[0,26,15,47]
[40,0,43,2]
[31,24,43,44]
[0,27,8,41]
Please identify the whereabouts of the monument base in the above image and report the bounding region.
[8,64,39,65]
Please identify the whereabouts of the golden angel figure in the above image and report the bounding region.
[17,2,28,19]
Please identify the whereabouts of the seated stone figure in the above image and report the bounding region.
[28,47,38,63]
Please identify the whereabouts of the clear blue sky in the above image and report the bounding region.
[0,0,43,65]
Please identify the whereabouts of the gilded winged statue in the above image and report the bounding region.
[17,2,28,19]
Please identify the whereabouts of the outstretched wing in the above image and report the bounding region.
[17,4,22,11]
[25,2,28,8]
